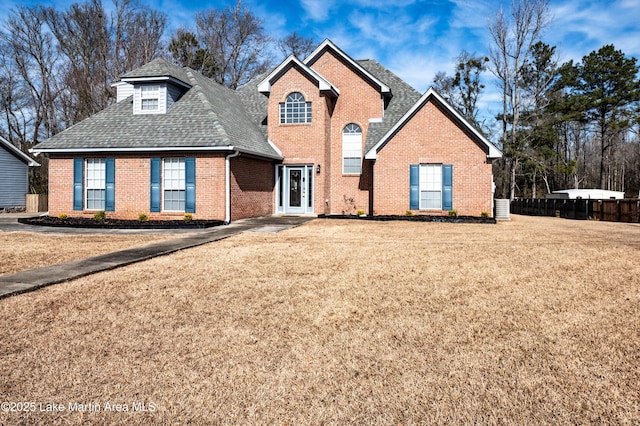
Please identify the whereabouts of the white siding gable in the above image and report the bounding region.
[113,82,134,103]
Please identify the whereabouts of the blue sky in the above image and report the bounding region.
[3,0,640,120]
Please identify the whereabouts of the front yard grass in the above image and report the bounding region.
[0,232,175,275]
[1,215,639,424]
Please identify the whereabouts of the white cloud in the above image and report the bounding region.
[546,0,640,63]
[300,0,336,21]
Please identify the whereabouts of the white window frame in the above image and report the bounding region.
[85,158,106,210]
[419,164,442,210]
[162,158,186,212]
[342,123,362,174]
[141,84,160,112]
[280,92,312,124]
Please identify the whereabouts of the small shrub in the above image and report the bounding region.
[481,211,489,219]
[356,209,365,216]
[93,210,107,222]
[138,213,149,223]
[183,213,193,221]
[447,209,458,217]
[57,213,68,219]
[405,210,413,216]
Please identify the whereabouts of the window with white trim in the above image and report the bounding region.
[342,123,362,174]
[163,158,185,211]
[141,85,160,111]
[85,158,106,210]
[420,164,442,209]
[280,92,312,124]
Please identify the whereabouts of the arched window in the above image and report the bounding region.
[279,92,312,124]
[342,123,362,174]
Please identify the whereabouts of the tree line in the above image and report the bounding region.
[434,0,640,199]
[2,0,638,198]
[0,0,314,193]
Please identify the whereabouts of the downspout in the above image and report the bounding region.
[225,150,240,224]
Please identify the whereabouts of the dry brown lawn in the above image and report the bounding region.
[0,232,175,275]
[1,215,639,424]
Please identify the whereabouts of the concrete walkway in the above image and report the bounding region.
[0,215,313,299]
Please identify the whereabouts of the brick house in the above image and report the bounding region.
[33,39,501,221]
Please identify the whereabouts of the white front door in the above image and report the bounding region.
[277,165,314,214]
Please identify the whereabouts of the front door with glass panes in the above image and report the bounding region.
[277,165,314,214]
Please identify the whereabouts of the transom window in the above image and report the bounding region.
[163,158,185,211]
[85,158,105,210]
[420,164,442,209]
[342,123,362,174]
[280,92,312,124]
[141,85,160,111]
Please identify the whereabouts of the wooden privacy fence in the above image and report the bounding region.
[510,198,640,223]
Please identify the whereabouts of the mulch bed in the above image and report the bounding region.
[18,216,224,229]
[318,214,496,224]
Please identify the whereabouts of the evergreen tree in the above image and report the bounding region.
[572,45,640,189]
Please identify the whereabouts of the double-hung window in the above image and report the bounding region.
[73,158,114,211]
[279,92,312,124]
[420,164,442,209]
[410,163,453,211]
[141,85,160,112]
[163,158,185,211]
[150,157,196,213]
[342,123,362,174]
[85,158,106,210]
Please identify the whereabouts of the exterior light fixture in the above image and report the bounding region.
[316,164,321,174]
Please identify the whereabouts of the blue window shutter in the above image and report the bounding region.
[150,158,161,212]
[185,157,196,213]
[105,158,115,211]
[442,164,453,211]
[409,164,419,210]
[73,158,83,211]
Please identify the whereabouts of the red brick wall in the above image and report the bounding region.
[268,53,383,214]
[311,50,381,214]
[373,101,494,216]
[48,153,227,220]
[230,155,274,220]
[48,157,74,217]
[267,65,330,214]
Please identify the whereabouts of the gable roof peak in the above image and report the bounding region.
[257,54,339,97]
[365,87,502,160]
[304,39,391,96]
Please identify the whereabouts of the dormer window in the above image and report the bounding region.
[141,85,160,111]
[134,83,176,115]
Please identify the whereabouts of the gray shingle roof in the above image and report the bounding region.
[356,60,422,153]
[35,56,424,159]
[121,57,192,84]
[237,70,271,138]
[35,59,279,158]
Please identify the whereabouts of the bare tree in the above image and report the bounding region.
[0,5,58,193]
[195,1,273,89]
[43,0,112,124]
[488,0,551,200]
[0,6,60,145]
[113,0,167,77]
[277,31,317,60]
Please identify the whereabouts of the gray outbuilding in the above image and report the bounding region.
[0,136,40,209]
